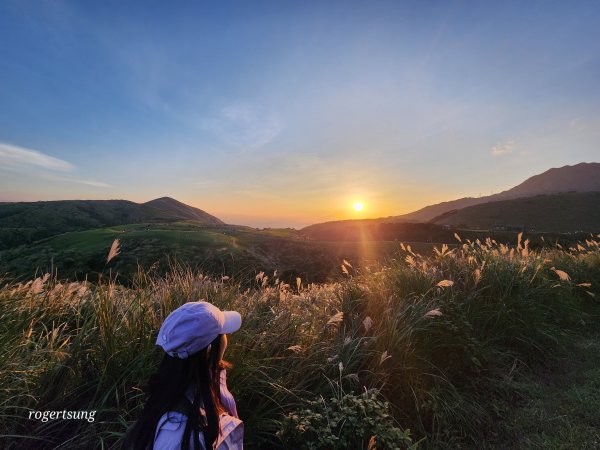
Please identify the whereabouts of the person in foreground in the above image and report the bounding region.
[123,301,243,450]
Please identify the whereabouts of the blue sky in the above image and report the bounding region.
[1,0,599,227]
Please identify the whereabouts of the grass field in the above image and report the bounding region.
[488,333,600,449]
[0,233,598,448]
[432,192,600,233]
[0,221,439,284]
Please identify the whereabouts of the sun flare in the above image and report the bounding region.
[353,202,364,212]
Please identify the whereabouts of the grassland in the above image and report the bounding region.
[431,192,600,233]
[0,232,598,449]
[0,197,221,250]
[3,216,590,288]
[0,200,172,250]
[0,221,439,284]
[301,218,592,245]
[488,333,600,449]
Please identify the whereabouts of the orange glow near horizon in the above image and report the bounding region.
[174,188,458,228]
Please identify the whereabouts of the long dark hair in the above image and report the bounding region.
[123,335,225,450]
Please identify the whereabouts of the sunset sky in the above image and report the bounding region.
[1,1,599,227]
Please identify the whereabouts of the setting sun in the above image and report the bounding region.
[353,202,364,212]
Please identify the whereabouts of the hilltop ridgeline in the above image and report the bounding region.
[303,162,600,235]
[143,197,224,225]
[387,162,600,223]
[0,197,222,249]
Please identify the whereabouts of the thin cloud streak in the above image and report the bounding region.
[0,142,110,188]
[0,142,75,171]
[43,174,112,188]
[491,140,516,157]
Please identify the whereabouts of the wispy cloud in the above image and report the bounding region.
[70,178,111,188]
[43,174,111,188]
[0,142,110,188]
[491,140,515,156]
[200,103,282,151]
[0,142,75,171]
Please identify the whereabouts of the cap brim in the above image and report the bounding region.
[221,311,242,334]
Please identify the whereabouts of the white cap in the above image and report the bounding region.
[156,301,242,358]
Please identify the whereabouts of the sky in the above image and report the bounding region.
[0,0,599,228]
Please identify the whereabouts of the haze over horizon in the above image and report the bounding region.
[1,1,599,228]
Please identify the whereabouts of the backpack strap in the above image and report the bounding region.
[169,395,195,416]
[169,396,208,427]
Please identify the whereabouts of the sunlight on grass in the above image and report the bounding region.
[0,234,598,448]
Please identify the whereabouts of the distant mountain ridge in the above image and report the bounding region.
[0,197,223,250]
[430,191,600,233]
[300,191,600,239]
[387,162,600,223]
[301,162,600,234]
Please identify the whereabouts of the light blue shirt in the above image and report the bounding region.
[153,370,242,449]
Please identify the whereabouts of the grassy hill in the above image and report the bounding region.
[1,232,598,448]
[2,222,419,283]
[387,162,600,223]
[143,197,224,224]
[430,191,600,232]
[302,221,458,241]
[300,218,592,250]
[0,198,223,250]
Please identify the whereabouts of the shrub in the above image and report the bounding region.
[278,386,415,449]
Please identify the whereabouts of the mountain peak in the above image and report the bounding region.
[143,197,224,224]
[387,161,600,223]
[148,196,179,203]
[496,162,600,199]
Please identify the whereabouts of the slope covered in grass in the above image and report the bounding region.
[0,223,343,284]
[388,162,600,223]
[0,221,439,284]
[0,234,598,448]
[143,197,224,224]
[0,198,224,250]
[488,333,600,449]
[430,191,600,232]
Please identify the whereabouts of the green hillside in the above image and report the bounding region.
[2,232,598,449]
[0,199,222,250]
[1,222,405,283]
[300,218,592,250]
[387,162,600,223]
[302,220,455,241]
[431,191,600,232]
[143,197,224,224]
